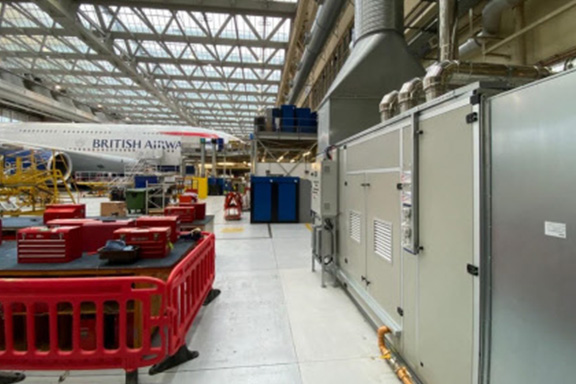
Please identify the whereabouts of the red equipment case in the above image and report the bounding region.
[190,202,206,220]
[46,218,97,228]
[164,206,196,223]
[82,219,136,253]
[113,227,171,259]
[136,216,180,243]
[44,204,86,224]
[17,226,83,263]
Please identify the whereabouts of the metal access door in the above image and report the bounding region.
[365,171,402,326]
[341,173,366,283]
[489,71,576,383]
[417,105,475,384]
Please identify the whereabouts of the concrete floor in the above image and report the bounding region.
[20,196,397,384]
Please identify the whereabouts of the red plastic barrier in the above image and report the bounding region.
[0,232,216,376]
[166,233,215,354]
[0,276,167,372]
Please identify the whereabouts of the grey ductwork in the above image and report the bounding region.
[459,0,523,58]
[317,0,425,150]
[286,0,347,105]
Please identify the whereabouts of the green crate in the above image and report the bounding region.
[125,188,147,213]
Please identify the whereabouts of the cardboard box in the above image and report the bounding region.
[101,201,127,217]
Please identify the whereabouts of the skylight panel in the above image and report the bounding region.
[113,7,152,34]
[236,16,259,40]
[175,12,206,37]
[139,41,169,57]
[142,8,173,34]
[17,3,61,28]
[0,36,28,52]
[190,44,214,61]
[271,19,291,42]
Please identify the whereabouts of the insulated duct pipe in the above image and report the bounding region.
[355,0,404,41]
[423,60,549,101]
[286,0,347,105]
[459,0,524,58]
[439,0,457,61]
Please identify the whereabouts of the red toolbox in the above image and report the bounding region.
[44,204,86,223]
[113,227,171,259]
[136,216,179,243]
[46,218,97,228]
[17,226,83,263]
[82,219,136,253]
[191,202,206,220]
[164,206,196,223]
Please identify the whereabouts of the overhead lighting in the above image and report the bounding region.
[290,159,295,163]
[277,155,284,162]
[303,151,311,156]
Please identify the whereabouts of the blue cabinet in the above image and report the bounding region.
[251,176,299,223]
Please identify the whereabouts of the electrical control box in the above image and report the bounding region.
[310,160,338,218]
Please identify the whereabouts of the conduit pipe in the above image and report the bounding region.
[379,91,399,122]
[423,60,549,101]
[378,326,414,384]
[398,78,425,114]
[459,0,524,58]
[286,0,347,105]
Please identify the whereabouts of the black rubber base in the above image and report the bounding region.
[148,345,199,375]
[125,370,138,384]
[0,372,25,384]
[203,288,221,306]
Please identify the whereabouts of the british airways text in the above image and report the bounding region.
[92,139,181,150]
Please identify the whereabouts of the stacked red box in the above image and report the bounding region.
[83,219,136,253]
[178,194,196,205]
[17,226,83,263]
[113,227,171,259]
[164,206,196,223]
[136,216,179,243]
[43,204,86,224]
[46,218,97,228]
[190,202,206,220]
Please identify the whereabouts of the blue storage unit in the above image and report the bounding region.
[251,177,273,222]
[277,178,299,222]
[251,176,299,223]
[134,175,159,188]
[281,104,296,132]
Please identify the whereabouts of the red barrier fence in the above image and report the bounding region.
[0,232,216,380]
[166,234,215,355]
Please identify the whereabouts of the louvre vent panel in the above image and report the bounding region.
[349,211,361,243]
[374,219,392,262]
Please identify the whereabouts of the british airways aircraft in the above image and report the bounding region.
[0,123,241,179]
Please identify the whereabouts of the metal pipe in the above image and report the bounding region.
[422,60,549,101]
[286,0,347,104]
[379,90,399,122]
[398,78,425,114]
[355,0,404,42]
[211,142,217,178]
[378,326,414,384]
[439,0,456,61]
[200,139,206,178]
[484,0,576,55]
[459,0,524,58]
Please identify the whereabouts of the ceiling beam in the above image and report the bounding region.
[0,28,289,49]
[7,68,280,85]
[78,0,297,18]
[0,51,284,71]
[31,0,198,125]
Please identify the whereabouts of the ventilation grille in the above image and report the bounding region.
[374,219,392,262]
[349,211,361,243]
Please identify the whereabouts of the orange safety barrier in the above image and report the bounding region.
[0,233,218,384]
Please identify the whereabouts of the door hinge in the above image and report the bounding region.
[361,183,371,187]
[470,93,482,105]
[466,112,478,124]
[397,307,404,317]
[396,183,403,190]
[467,264,479,276]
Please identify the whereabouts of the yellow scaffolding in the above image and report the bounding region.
[0,150,77,216]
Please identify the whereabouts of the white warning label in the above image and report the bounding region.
[545,221,567,239]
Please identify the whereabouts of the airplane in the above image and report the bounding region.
[0,123,241,180]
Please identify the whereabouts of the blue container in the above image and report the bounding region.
[185,165,195,175]
[277,177,299,222]
[134,175,159,188]
[281,105,296,132]
[251,177,273,222]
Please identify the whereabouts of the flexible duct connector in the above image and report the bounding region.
[459,0,524,58]
[398,78,425,114]
[379,91,399,122]
[378,327,414,384]
[423,60,549,101]
[286,0,347,104]
[355,0,404,43]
